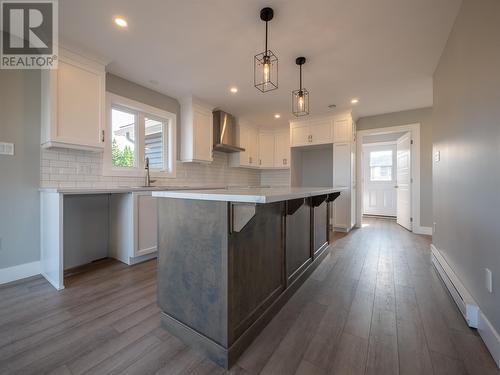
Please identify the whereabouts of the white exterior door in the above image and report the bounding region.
[363,144,397,216]
[396,133,412,230]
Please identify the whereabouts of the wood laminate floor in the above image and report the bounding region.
[0,218,498,375]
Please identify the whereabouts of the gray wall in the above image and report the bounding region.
[357,107,433,227]
[362,131,407,144]
[0,70,41,269]
[433,0,500,332]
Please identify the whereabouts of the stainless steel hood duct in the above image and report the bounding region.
[213,110,245,153]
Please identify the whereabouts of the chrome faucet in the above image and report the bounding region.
[145,157,156,187]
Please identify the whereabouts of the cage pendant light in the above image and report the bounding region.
[254,7,278,92]
[292,57,309,117]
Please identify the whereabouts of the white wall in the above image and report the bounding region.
[432,0,500,336]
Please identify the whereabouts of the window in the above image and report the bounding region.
[104,94,176,177]
[144,116,165,170]
[111,107,137,168]
[369,150,393,181]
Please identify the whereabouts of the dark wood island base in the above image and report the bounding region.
[156,191,341,369]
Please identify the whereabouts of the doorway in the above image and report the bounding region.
[356,123,422,233]
[362,142,397,217]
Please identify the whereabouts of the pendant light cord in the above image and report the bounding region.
[265,21,268,56]
[299,64,302,92]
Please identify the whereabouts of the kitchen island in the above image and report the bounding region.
[152,187,342,368]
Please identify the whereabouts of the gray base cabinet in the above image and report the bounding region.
[157,193,340,369]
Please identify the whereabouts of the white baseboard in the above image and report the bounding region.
[0,261,41,285]
[431,244,479,327]
[414,226,432,235]
[478,311,500,368]
[431,244,500,369]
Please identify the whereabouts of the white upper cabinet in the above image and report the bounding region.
[230,124,290,170]
[274,131,290,168]
[41,49,106,151]
[180,96,214,163]
[290,123,311,147]
[333,118,351,143]
[309,119,332,144]
[230,123,259,168]
[290,119,332,147]
[258,133,275,168]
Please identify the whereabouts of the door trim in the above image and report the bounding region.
[355,123,424,234]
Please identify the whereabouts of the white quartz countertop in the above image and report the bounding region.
[39,185,226,195]
[152,186,346,203]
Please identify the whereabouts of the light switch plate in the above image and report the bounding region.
[434,151,440,162]
[0,142,14,156]
[485,268,493,293]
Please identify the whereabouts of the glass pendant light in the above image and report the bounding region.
[292,57,309,117]
[254,7,278,92]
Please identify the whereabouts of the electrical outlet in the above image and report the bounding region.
[433,222,437,234]
[434,151,440,162]
[485,268,493,293]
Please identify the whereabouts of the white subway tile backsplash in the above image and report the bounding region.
[41,148,266,189]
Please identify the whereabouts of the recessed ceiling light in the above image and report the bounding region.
[351,98,359,104]
[274,114,281,119]
[230,87,238,93]
[114,17,128,28]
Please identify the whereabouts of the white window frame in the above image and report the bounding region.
[103,93,176,178]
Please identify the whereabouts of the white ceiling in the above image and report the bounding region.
[59,0,461,128]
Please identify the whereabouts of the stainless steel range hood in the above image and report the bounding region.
[213,110,245,153]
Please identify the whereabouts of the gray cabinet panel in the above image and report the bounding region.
[157,198,229,346]
[286,199,312,282]
[313,199,328,255]
[228,202,285,343]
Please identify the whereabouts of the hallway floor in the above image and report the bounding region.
[0,218,498,374]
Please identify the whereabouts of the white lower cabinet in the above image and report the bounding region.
[110,192,158,265]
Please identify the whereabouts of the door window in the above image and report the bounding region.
[369,150,393,181]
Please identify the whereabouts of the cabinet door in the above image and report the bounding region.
[290,124,311,147]
[258,133,275,168]
[333,192,350,229]
[238,126,252,167]
[274,131,290,168]
[333,143,351,187]
[228,202,285,342]
[193,108,213,162]
[310,120,332,145]
[333,143,352,230]
[333,118,351,143]
[248,126,259,167]
[56,59,104,148]
[135,194,158,257]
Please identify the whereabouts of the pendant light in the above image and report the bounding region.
[292,57,309,117]
[254,7,278,92]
